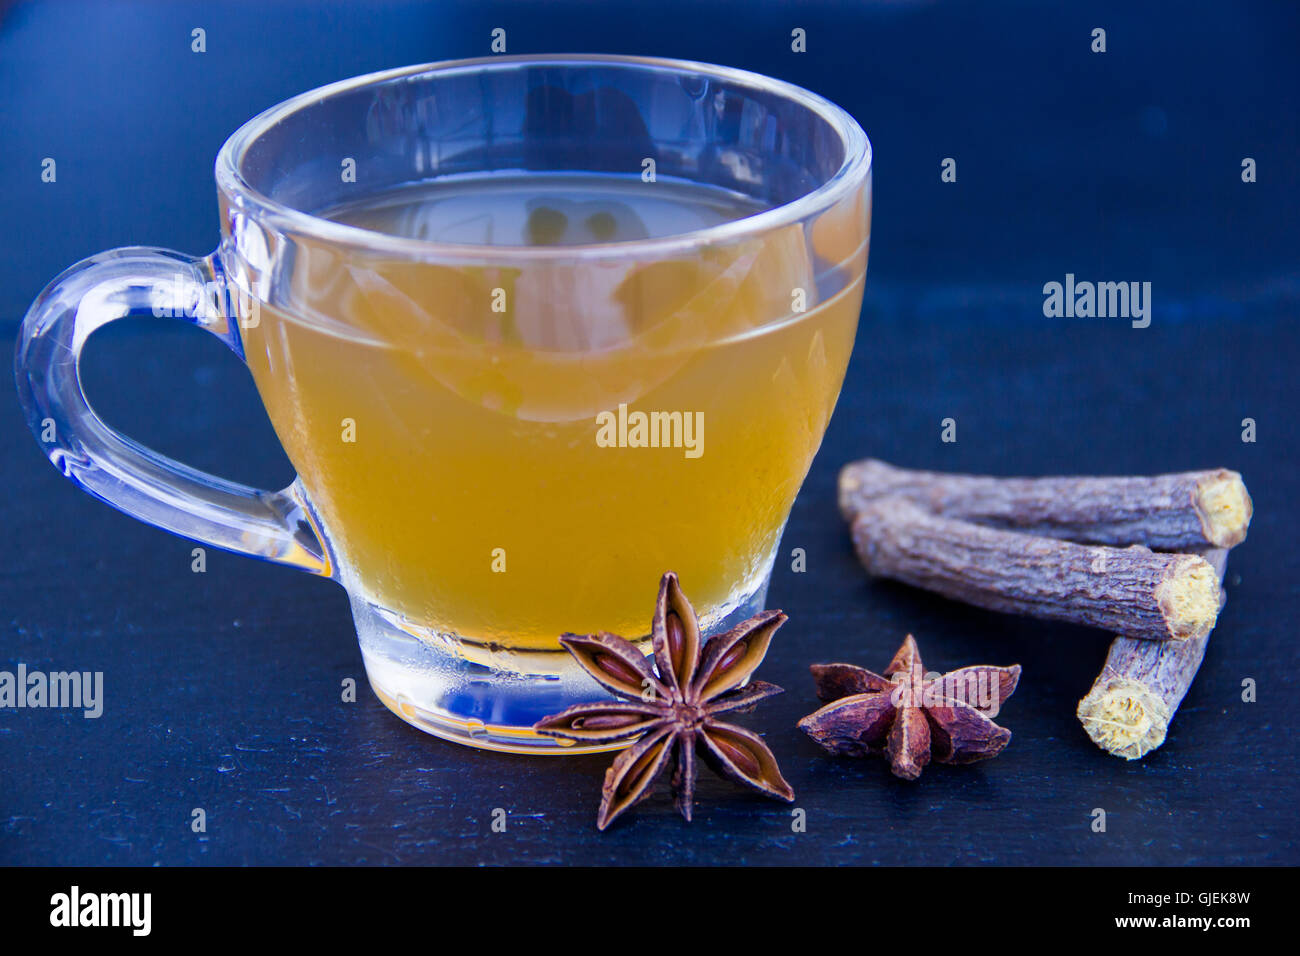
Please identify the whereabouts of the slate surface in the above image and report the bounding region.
[0,0,1296,865]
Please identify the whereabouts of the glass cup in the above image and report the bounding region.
[15,55,871,752]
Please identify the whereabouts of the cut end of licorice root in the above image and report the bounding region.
[1195,470,1253,548]
[1076,677,1172,760]
[1154,555,1223,640]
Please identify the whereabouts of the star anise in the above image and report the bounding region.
[798,635,1020,780]
[534,572,795,830]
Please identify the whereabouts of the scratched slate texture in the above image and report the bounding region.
[0,0,1297,865]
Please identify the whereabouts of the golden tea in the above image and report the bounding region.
[241,174,865,650]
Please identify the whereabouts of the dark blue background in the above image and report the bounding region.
[0,0,1296,865]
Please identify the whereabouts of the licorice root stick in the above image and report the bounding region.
[840,459,1252,549]
[1077,549,1229,759]
[849,497,1222,641]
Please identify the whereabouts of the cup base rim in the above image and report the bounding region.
[367,676,630,755]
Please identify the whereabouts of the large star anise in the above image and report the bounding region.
[798,635,1020,780]
[534,572,795,830]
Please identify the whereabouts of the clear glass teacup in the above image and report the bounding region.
[15,55,871,752]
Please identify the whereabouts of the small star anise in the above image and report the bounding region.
[534,572,795,830]
[798,635,1020,780]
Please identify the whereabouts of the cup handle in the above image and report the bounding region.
[14,246,330,576]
